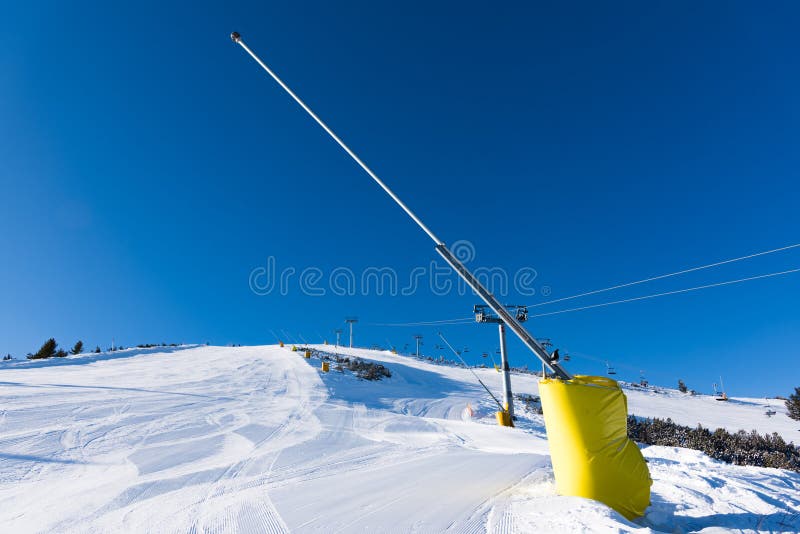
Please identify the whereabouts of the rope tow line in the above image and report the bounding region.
[438,331,505,411]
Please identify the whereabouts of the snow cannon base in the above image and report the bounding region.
[539,375,651,520]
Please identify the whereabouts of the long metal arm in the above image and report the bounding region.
[231,32,571,380]
[231,33,442,245]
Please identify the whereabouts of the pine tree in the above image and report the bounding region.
[786,387,800,421]
[94,346,101,353]
[678,379,688,393]
[71,341,83,355]
[29,338,57,360]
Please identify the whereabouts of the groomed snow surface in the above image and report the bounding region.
[1,345,798,533]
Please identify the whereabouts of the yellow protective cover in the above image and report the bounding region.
[538,375,651,520]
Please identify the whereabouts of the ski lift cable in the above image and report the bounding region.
[527,242,800,309]
[369,241,800,326]
[369,317,474,327]
[438,331,505,411]
[371,265,800,326]
[368,242,800,326]
[527,267,800,319]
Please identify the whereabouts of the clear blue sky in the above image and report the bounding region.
[2,1,798,397]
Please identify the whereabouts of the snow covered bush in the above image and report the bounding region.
[317,352,392,380]
[628,416,800,472]
[516,393,543,414]
[344,358,391,380]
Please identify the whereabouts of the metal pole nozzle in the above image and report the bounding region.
[231,31,242,43]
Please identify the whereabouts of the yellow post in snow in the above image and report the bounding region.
[539,375,652,520]
[321,361,330,372]
[304,351,311,359]
[495,410,513,427]
[279,341,284,347]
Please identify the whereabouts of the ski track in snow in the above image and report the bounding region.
[0,344,798,533]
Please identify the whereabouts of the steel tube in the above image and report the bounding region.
[232,33,571,381]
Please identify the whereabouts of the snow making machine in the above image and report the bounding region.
[230,31,652,519]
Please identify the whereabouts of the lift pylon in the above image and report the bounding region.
[474,304,529,420]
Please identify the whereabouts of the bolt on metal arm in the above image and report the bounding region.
[231,32,571,381]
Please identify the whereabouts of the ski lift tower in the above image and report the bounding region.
[474,304,530,419]
[334,328,343,347]
[717,376,729,401]
[345,317,358,348]
[413,334,423,357]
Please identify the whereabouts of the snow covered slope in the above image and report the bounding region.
[319,346,800,443]
[0,344,798,533]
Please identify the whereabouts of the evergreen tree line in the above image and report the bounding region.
[628,416,800,472]
[26,338,84,360]
[6,339,181,361]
